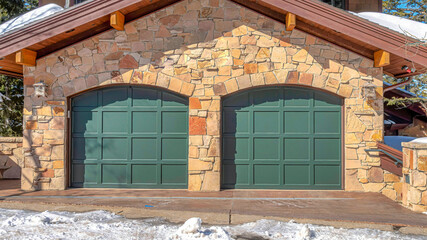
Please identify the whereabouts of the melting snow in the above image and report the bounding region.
[0,208,425,240]
[353,12,427,41]
[0,4,63,35]
[411,137,427,144]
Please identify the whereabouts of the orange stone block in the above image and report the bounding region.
[53,160,64,169]
[189,117,207,135]
[189,98,202,109]
[41,169,55,178]
[26,121,38,130]
[244,63,258,74]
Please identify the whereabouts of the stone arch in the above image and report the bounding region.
[214,71,353,99]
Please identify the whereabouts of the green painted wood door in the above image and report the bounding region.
[71,86,188,188]
[222,87,342,190]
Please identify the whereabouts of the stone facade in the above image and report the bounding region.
[401,142,427,212]
[22,0,383,191]
[0,137,23,179]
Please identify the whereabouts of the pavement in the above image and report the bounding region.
[1,180,427,235]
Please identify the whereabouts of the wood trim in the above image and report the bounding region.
[285,12,296,31]
[15,49,37,66]
[377,142,403,176]
[110,11,125,31]
[374,50,390,67]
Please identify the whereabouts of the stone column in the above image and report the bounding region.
[402,142,427,212]
[188,97,221,191]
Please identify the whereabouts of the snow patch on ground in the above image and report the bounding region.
[0,4,63,35]
[353,12,427,41]
[0,208,424,240]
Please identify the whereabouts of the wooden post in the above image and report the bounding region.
[15,49,37,66]
[286,13,296,31]
[110,11,125,31]
[374,50,390,67]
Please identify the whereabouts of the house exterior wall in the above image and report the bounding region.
[39,0,67,8]
[0,137,23,179]
[22,0,384,192]
[347,0,382,12]
[401,142,427,212]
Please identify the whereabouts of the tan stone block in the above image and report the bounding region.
[346,159,361,169]
[256,48,270,59]
[231,49,241,59]
[26,121,38,130]
[418,157,427,171]
[384,173,401,183]
[408,186,422,204]
[346,148,358,160]
[271,47,286,62]
[236,75,252,89]
[286,71,298,84]
[213,82,227,96]
[326,77,340,89]
[208,138,219,157]
[168,77,182,93]
[274,69,288,83]
[44,130,64,140]
[21,168,36,191]
[244,63,258,74]
[37,106,52,116]
[188,174,202,191]
[382,188,397,201]
[218,66,231,76]
[198,60,213,69]
[207,112,220,136]
[181,82,195,96]
[264,72,278,84]
[251,73,265,86]
[143,71,157,85]
[422,191,427,205]
[240,35,257,45]
[346,110,366,133]
[201,171,220,191]
[50,117,65,130]
[345,169,364,191]
[51,145,64,160]
[189,159,212,171]
[53,160,64,169]
[362,183,385,192]
[299,73,313,85]
[50,177,65,190]
[338,84,353,98]
[189,146,199,158]
[189,136,203,146]
[412,171,426,187]
[232,26,248,36]
[224,78,239,93]
[342,66,360,83]
[292,49,308,62]
[359,178,369,184]
[35,145,51,157]
[52,107,65,117]
[257,36,275,48]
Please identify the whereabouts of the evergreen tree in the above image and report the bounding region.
[0,0,38,136]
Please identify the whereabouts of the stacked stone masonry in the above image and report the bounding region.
[22,0,384,191]
[401,142,427,212]
[0,137,23,179]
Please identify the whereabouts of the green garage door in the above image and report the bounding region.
[222,87,342,190]
[71,86,188,188]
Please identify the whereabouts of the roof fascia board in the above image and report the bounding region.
[0,0,152,57]
[254,0,427,66]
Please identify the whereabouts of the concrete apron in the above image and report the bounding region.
[0,184,426,235]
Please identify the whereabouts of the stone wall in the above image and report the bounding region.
[401,142,427,212]
[0,137,23,179]
[22,0,383,191]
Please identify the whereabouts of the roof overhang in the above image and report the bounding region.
[0,0,426,78]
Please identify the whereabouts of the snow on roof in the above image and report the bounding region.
[411,137,427,144]
[354,12,427,42]
[0,4,64,35]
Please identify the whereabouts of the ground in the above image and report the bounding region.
[0,208,424,240]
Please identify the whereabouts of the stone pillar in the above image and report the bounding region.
[401,142,427,212]
[188,97,221,191]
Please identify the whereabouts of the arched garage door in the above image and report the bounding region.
[71,86,188,188]
[222,87,342,190]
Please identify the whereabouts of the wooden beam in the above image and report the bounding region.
[110,11,125,31]
[374,50,390,67]
[285,12,296,31]
[15,49,37,66]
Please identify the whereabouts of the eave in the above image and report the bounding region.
[0,0,425,78]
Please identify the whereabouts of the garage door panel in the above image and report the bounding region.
[254,138,279,160]
[284,165,310,185]
[132,164,157,184]
[314,165,341,185]
[223,110,249,134]
[132,138,157,160]
[102,164,127,184]
[73,111,98,134]
[102,88,128,107]
[162,138,187,160]
[284,111,310,134]
[314,111,340,134]
[314,138,341,160]
[161,164,187,184]
[71,86,188,188]
[103,112,128,133]
[254,111,279,133]
[284,138,310,160]
[132,88,158,106]
[132,112,157,133]
[162,112,187,133]
[72,137,98,160]
[223,87,341,190]
[254,164,280,185]
[73,91,98,107]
